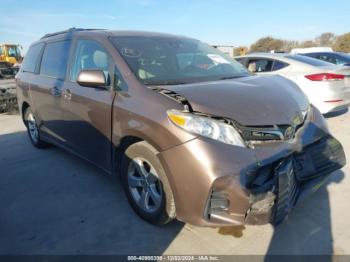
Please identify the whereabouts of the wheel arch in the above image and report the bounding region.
[115,136,143,176]
[114,134,164,174]
[21,101,30,122]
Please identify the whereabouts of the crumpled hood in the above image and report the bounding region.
[163,75,309,126]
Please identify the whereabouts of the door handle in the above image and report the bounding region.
[62,88,72,100]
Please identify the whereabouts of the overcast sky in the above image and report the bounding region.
[1,0,349,52]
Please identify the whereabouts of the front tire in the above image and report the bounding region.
[24,107,49,148]
[121,141,176,225]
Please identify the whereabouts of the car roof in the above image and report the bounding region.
[235,53,296,64]
[235,53,338,68]
[106,30,190,39]
[304,51,349,56]
[29,28,192,47]
[236,52,290,59]
[38,28,190,41]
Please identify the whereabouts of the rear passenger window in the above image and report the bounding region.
[272,60,289,71]
[22,43,44,73]
[40,41,71,79]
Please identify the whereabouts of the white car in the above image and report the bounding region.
[236,53,350,114]
[290,47,333,54]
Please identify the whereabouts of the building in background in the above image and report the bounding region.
[212,45,235,57]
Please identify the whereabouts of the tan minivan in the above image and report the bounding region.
[16,28,346,226]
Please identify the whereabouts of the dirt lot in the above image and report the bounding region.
[0,110,349,255]
[0,79,17,113]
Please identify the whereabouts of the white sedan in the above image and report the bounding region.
[236,53,350,114]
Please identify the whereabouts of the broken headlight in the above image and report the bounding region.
[167,109,246,147]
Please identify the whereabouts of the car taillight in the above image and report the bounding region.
[305,73,345,81]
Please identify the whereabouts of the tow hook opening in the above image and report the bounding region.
[206,190,230,220]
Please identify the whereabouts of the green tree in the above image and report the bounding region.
[333,33,350,53]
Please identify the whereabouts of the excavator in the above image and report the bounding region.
[0,44,22,113]
[0,44,22,79]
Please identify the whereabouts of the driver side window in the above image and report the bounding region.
[70,39,111,84]
[247,59,273,73]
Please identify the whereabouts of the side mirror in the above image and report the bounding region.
[77,70,107,88]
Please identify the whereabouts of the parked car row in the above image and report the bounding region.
[16,29,346,227]
[302,52,350,66]
[235,52,350,114]
[291,47,350,66]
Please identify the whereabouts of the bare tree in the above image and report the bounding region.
[282,40,299,52]
[299,40,316,48]
[250,37,284,52]
[247,32,350,53]
[315,32,336,46]
[333,33,350,53]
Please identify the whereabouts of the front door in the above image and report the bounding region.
[61,39,115,172]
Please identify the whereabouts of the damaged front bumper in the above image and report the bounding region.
[158,106,346,226]
[244,135,346,225]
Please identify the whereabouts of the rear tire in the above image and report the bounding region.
[24,107,50,149]
[121,141,176,225]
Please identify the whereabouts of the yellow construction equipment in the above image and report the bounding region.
[0,44,21,112]
[0,44,23,66]
[0,44,22,79]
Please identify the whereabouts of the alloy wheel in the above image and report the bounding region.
[27,112,39,144]
[127,157,163,213]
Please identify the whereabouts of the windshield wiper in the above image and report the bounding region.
[219,75,244,80]
[144,80,189,86]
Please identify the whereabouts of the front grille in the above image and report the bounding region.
[238,108,308,142]
[240,125,284,141]
[239,122,304,142]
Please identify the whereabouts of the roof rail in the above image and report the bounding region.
[40,28,104,39]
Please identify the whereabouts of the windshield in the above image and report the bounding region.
[7,45,21,59]
[111,36,249,85]
[285,55,333,67]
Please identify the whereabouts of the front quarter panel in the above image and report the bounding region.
[112,79,196,152]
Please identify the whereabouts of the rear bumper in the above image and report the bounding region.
[158,106,346,226]
[312,84,350,114]
[318,100,350,114]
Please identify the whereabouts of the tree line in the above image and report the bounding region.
[234,32,350,55]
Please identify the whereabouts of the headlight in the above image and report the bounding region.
[167,109,245,147]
